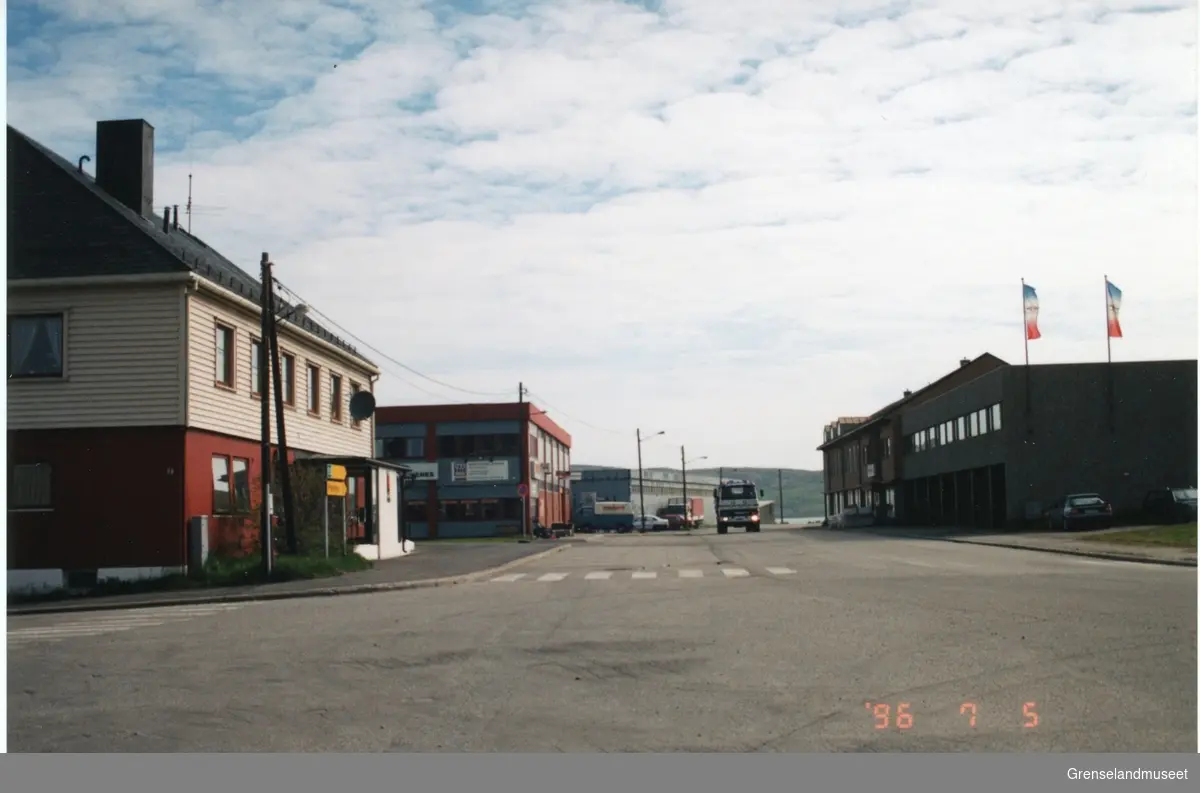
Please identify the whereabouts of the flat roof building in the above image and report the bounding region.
[375,402,572,538]
[820,356,1197,530]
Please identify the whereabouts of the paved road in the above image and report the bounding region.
[8,526,1195,752]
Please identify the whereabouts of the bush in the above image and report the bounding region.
[243,458,356,558]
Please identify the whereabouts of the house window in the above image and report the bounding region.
[307,364,321,414]
[212,455,251,514]
[281,353,295,405]
[350,382,362,427]
[214,324,235,387]
[250,338,266,395]
[977,408,989,434]
[8,313,65,378]
[991,403,1002,431]
[969,412,979,437]
[330,374,343,420]
[9,462,52,509]
[956,416,966,440]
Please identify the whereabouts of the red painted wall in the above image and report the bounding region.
[8,427,186,569]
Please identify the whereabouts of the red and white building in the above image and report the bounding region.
[7,118,380,593]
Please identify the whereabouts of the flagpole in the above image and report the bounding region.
[1021,278,1029,367]
[1104,275,1111,365]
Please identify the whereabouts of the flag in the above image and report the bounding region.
[1106,279,1123,338]
[1023,283,1041,341]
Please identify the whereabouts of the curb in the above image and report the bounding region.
[7,544,572,617]
[834,527,1197,568]
[932,536,1198,568]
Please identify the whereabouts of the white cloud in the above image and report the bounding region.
[7,0,1196,473]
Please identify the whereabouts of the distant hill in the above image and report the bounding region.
[573,464,826,519]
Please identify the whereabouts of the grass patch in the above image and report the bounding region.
[1079,523,1197,549]
[8,552,374,606]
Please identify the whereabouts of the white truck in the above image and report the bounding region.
[713,478,764,534]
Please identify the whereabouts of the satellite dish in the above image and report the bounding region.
[349,390,376,422]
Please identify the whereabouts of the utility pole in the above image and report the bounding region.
[778,468,785,525]
[258,254,274,576]
[680,445,688,527]
[265,260,297,554]
[636,428,645,523]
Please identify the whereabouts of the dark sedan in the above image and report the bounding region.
[1143,487,1198,524]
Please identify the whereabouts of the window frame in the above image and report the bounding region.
[990,403,1002,431]
[212,454,252,515]
[306,362,321,416]
[7,311,67,380]
[8,461,53,511]
[280,351,296,407]
[330,373,344,422]
[214,322,236,389]
[350,381,363,428]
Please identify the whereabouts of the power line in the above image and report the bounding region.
[272,278,511,400]
[525,390,627,436]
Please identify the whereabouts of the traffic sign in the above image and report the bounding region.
[326,480,348,498]
[326,464,347,481]
[517,483,529,498]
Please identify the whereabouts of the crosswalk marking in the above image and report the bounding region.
[486,566,806,583]
[8,602,251,646]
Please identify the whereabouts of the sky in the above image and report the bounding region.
[6,0,1197,471]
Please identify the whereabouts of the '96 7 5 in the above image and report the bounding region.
[864,701,1039,730]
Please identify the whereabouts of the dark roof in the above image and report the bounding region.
[816,352,1009,450]
[6,124,376,369]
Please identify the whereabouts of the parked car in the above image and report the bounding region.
[1142,487,1198,524]
[632,515,671,532]
[1045,493,1113,531]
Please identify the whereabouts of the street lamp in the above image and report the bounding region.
[636,428,665,525]
[680,448,707,528]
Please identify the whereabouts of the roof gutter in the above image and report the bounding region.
[192,276,382,377]
[8,272,199,289]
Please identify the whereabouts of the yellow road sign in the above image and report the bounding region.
[326,480,348,498]
[326,464,347,481]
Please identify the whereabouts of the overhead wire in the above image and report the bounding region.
[271,278,510,401]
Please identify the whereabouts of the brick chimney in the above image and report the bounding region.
[95,119,155,219]
[959,357,971,368]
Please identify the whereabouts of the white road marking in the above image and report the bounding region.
[766,567,797,576]
[721,568,750,578]
[678,569,704,578]
[537,573,568,582]
[631,571,657,580]
[491,573,527,582]
[585,571,613,580]
[7,603,249,644]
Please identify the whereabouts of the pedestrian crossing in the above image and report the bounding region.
[490,566,798,583]
[7,602,251,647]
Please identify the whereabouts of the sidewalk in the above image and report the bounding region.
[854,525,1197,567]
[7,541,574,616]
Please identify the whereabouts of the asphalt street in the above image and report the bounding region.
[7,526,1196,752]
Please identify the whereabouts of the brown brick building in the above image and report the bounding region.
[818,354,1008,523]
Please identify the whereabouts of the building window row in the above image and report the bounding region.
[430,498,524,522]
[215,319,362,429]
[378,437,426,459]
[906,403,1002,454]
[438,433,522,458]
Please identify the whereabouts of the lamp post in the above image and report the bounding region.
[681,447,707,528]
[636,428,665,526]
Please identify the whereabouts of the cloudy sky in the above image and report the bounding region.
[6,0,1197,471]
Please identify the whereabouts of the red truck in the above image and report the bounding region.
[657,497,705,529]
